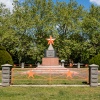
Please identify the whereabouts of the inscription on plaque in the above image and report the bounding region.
[46,50,55,57]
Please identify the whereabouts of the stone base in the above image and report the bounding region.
[42,57,59,66]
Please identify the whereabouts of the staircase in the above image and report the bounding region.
[32,65,68,74]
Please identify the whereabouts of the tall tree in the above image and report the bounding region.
[82,5,100,57]
[54,0,85,62]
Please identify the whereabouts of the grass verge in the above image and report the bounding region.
[0,86,100,100]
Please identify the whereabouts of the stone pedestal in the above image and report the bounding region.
[77,63,80,68]
[89,64,99,87]
[2,64,12,87]
[45,50,56,57]
[21,62,24,68]
[44,44,56,57]
[42,44,59,66]
[42,57,59,66]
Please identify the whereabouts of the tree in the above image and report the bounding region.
[0,0,100,65]
[82,5,100,58]
[0,3,11,44]
[89,54,100,69]
[12,0,58,62]
[54,0,86,62]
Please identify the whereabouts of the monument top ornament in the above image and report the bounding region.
[47,36,55,45]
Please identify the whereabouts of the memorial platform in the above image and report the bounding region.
[42,57,59,66]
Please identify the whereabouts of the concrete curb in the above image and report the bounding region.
[0,83,100,87]
[10,85,90,87]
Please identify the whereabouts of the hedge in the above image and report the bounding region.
[0,46,13,69]
[89,54,100,69]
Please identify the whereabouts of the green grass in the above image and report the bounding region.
[0,69,100,100]
[12,72,88,85]
[0,86,100,100]
[0,71,1,83]
[11,68,89,85]
[98,71,100,83]
[1,69,100,85]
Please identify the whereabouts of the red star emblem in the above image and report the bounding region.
[47,36,55,45]
[27,70,34,78]
[66,70,73,79]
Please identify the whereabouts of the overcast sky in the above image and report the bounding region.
[0,0,100,12]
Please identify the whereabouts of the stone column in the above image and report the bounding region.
[21,62,24,68]
[61,60,65,67]
[77,63,80,68]
[89,64,99,87]
[2,64,12,87]
[37,62,40,67]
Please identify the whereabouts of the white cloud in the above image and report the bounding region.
[90,0,100,5]
[0,0,13,11]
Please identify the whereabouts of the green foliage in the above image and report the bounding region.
[0,46,13,68]
[0,0,100,64]
[89,54,100,69]
[0,45,6,50]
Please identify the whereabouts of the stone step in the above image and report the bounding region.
[37,65,64,68]
[21,66,79,75]
[32,65,68,74]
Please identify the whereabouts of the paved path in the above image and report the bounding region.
[0,83,100,87]
[11,85,90,87]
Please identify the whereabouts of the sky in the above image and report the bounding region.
[0,0,100,12]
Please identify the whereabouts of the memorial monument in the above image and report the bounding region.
[42,36,59,66]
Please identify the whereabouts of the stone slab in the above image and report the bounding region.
[2,70,10,74]
[90,83,98,87]
[91,79,98,82]
[2,75,11,79]
[2,67,10,70]
[91,75,98,78]
[2,83,10,87]
[2,79,10,83]
[46,50,56,57]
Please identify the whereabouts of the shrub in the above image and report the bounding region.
[89,54,100,69]
[0,46,13,69]
[0,46,6,50]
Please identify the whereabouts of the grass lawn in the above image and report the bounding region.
[11,68,89,85]
[11,68,100,85]
[0,69,100,84]
[0,86,100,100]
[0,69,100,100]
[0,71,1,83]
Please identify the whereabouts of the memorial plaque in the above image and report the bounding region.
[46,50,55,57]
